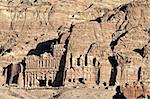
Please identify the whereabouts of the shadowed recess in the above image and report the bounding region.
[108,55,118,86]
[113,86,126,99]
[133,48,145,58]
[27,34,63,56]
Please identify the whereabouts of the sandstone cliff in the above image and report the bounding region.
[0,0,150,88]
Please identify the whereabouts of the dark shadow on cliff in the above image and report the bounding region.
[85,43,95,66]
[113,86,126,99]
[110,31,128,51]
[96,62,100,85]
[0,46,4,54]
[2,58,27,86]
[52,23,74,87]
[20,58,26,87]
[27,34,63,56]
[108,55,118,86]
[133,48,145,58]
[137,67,141,81]
[52,34,71,87]
[90,17,102,23]
[4,63,13,85]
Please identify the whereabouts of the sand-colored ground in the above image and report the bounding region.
[0,86,116,99]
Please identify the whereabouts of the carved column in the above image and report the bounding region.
[25,72,28,88]
[26,58,29,68]
[73,58,76,66]
[27,73,31,87]
[46,73,48,87]
[49,57,51,68]
[35,58,38,69]
[34,72,37,87]
[56,59,59,70]
[27,72,30,88]
[88,56,93,66]
[31,73,34,87]
[35,72,39,87]
[53,58,56,69]
[51,58,53,69]
[49,57,52,68]
[43,57,45,68]
[46,57,48,68]
[39,57,42,68]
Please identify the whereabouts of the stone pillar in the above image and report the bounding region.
[51,58,54,69]
[28,73,31,87]
[34,72,37,87]
[117,66,121,85]
[26,58,29,68]
[27,72,31,88]
[35,72,39,88]
[53,58,56,69]
[35,79,39,88]
[80,57,83,66]
[44,57,46,68]
[49,57,51,68]
[73,58,76,66]
[120,65,126,86]
[87,56,93,66]
[31,73,33,87]
[48,57,50,68]
[46,57,48,68]
[25,72,28,88]
[43,57,46,68]
[46,75,48,87]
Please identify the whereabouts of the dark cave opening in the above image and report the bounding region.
[93,58,96,66]
[119,4,128,13]
[12,74,19,84]
[6,63,13,85]
[39,80,46,87]
[85,55,88,66]
[79,78,85,84]
[48,80,52,86]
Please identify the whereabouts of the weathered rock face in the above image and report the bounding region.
[0,0,150,94]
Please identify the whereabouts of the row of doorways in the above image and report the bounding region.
[29,80,53,87]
